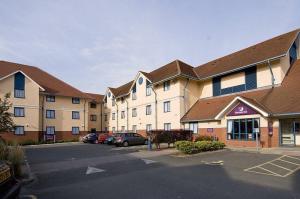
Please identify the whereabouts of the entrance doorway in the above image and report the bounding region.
[280,119,300,146]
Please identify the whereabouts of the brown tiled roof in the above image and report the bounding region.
[86,93,104,102]
[147,59,197,83]
[109,81,134,98]
[194,29,300,79]
[0,60,90,98]
[111,60,196,98]
[181,59,300,122]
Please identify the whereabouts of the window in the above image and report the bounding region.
[72,98,80,104]
[164,123,171,131]
[105,127,108,132]
[72,127,80,135]
[132,83,137,100]
[146,105,152,115]
[132,125,137,133]
[227,118,260,141]
[91,128,96,133]
[189,122,198,134]
[138,77,143,85]
[112,98,115,106]
[46,110,55,119]
[121,126,125,132]
[46,95,55,102]
[72,111,80,119]
[121,111,125,119]
[163,80,170,91]
[14,107,25,117]
[14,72,25,98]
[14,126,24,135]
[90,115,97,121]
[132,108,137,117]
[112,113,115,120]
[90,102,96,108]
[46,126,55,135]
[146,80,151,96]
[290,43,297,65]
[104,114,108,121]
[164,101,171,112]
[146,124,152,132]
[112,127,116,133]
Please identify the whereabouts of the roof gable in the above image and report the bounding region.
[194,29,300,79]
[0,60,90,98]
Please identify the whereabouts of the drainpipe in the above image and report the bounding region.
[183,78,190,114]
[115,99,119,132]
[100,102,103,132]
[267,60,275,88]
[125,98,129,132]
[151,85,158,130]
[84,99,86,132]
[41,95,45,141]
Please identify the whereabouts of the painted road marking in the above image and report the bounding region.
[142,159,157,164]
[244,155,300,178]
[86,166,105,175]
[202,160,224,165]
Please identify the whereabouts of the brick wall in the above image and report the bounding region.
[0,131,40,143]
[198,127,280,148]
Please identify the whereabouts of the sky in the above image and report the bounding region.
[0,0,300,94]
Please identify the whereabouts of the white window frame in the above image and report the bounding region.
[112,113,116,120]
[164,101,171,113]
[146,105,152,115]
[132,108,137,117]
[189,122,198,134]
[163,80,170,91]
[164,123,171,131]
[146,124,152,132]
[14,126,24,135]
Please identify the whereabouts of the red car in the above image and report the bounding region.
[98,133,109,144]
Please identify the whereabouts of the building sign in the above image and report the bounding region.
[44,134,55,141]
[207,128,214,133]
[227,102,258,116]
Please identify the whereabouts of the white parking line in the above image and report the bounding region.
[244,155,300,178]
[269,162,293,171]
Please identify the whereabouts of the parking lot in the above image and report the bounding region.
[21,143,300,199]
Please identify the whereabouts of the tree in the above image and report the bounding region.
[0,93,15,133]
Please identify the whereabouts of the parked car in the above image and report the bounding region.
[0,161,21,199]
[115,133,147,147]
[105,133,120,145]
[98,133,109,144]
[82,133,98,144]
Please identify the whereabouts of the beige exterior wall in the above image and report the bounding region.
[199,79,213,99]
[87,100,103,132]
[42,95,89,132]
[221,72,245,89]
[0,74,41,132]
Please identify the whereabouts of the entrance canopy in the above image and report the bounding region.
[215,96,269,120]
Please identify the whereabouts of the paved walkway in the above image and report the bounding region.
[228,146,300,156]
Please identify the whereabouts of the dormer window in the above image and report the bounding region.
[163,80,170,91]
[14,72,25,98]
[138,77,143,85]
[146,80,151,96]
[132,83,137,100]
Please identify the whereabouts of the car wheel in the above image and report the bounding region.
[123,141,129,147]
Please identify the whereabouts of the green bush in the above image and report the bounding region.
[0,140,9,160]
[194,135,214,142]
[19,140,39,146]
[175,140,225,154]
[7,144,24,177]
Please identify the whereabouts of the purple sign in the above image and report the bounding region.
[207,128,214,133]
[227,102,258,116]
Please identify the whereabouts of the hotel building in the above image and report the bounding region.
[1,28,300,148]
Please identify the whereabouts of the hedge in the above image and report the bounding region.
[175,140,225,154]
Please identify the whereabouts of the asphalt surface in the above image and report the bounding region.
[21,143,300,199]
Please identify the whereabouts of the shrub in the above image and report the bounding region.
[175,140,225,154]
[175,141,198,154]
[20,140,39,146]
[7,143,25,177]
[194,135,214,142]
[0,140,9,160]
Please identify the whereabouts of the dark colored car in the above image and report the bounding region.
[0,161,21,199]
[82,133,98,144]
[115,133,147,147]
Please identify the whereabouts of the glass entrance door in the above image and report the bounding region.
[280,119,295,146]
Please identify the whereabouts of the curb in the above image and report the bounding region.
[22,141,84,148]
[21,159,36,185]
